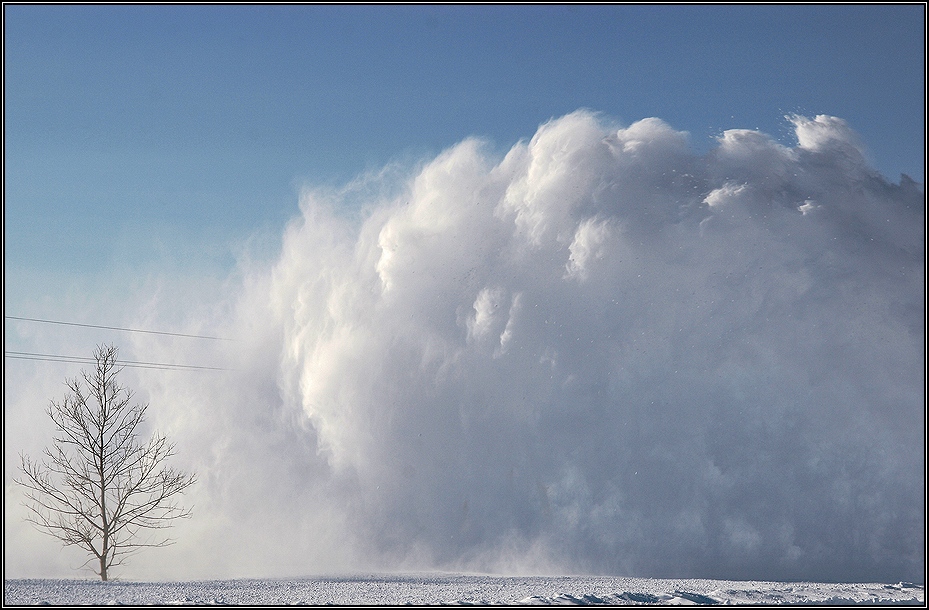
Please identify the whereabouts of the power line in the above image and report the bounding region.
[5,351,233,372]
[5,316,233,341]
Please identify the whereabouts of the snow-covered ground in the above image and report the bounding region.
[3,574,924,605]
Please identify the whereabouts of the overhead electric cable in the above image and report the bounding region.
[5,315,233,341]
[5,351,233,372]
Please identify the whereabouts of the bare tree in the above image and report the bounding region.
[16,344,196,581]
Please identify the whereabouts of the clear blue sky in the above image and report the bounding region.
[4,4,925,301]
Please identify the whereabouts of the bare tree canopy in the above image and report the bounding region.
[16,344,196,581]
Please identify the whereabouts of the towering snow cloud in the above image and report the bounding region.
[8,110,922,583]
[234,110,921,582]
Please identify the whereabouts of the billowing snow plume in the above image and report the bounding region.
[15,110,920,583]
[243,110,922,582]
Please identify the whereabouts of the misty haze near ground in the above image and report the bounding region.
[6,110,923,584]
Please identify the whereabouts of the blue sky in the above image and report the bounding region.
[4,4,925,292]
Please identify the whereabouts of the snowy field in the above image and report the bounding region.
[3,574,924,605]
